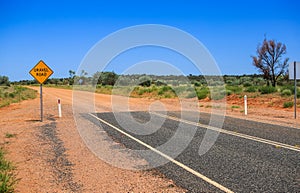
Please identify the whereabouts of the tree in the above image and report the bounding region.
[101,71,118,86]
[0,75,10,86]
[138,76,151,87]
[92,71,118,86]
[69,70,76,85]
[252,38,289,87]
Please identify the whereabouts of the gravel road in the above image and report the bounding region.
[90,111,300,193]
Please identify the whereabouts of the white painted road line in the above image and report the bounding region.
[152,112,300,152]
[89,113,234,193]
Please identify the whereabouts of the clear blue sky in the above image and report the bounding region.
[0,0,299,81]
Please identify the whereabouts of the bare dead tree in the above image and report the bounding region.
[252,38,289,87]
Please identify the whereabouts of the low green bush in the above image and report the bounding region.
[244,86,257,93]
[226,90,232,96]
[186,92,197,98]
[0,148,17,192]
[283,101,293,108]
[243,81,253,87]
[225,85,243,94]
[196,87,209,100]
[281,89,292,96]
[8,93,15,98]
[280,85,294,93]
[258,86,277,94]
[210,89,226,100]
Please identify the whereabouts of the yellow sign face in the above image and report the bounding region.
[29,60,53,84]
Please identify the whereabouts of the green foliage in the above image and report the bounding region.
[258,86,277,94]
[0,86,37,108]
[280,85,294,93]
[281,89,292,96]
[196,87,209,100]
[192,81,201,87]
[116,76,133,86]
[0,148,17,193]
[243,81,253,87]
[8,93,15,98]
[5,133,16,139]
[225,85,243,94]
[161,85,172,92]
[210,89,226,100]
[244,86,257,93]
[138,76,152,87]
[226,90,232,96]
[186,92,197,98]
[283,101,293,108]
[0,76,10,86]
[97,72,118,86]
[155,80,167,86]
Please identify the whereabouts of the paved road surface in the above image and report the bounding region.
[88,111,300,193]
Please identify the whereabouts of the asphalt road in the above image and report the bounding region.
[88,111,300,193]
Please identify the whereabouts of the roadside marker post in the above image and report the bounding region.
[294,62,297,119]
[58,99,62,118]
[244,95,247,116]
[289,61,300,119]
[29,60,53,122]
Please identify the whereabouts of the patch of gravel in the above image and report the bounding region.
[39,116,82,192]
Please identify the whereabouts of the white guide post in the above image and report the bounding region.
[58,98,62,118]
[244,95,247,116]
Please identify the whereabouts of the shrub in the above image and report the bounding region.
[164,93,172,98]
[225,85,242,94]
[245,86,257,93]
[209,87,226,100]
[196,87,209,100]
[155,80,167,86]
[161,85,172,92]
[243,81,253,87]
[226,90,232,96]
[193,81,201,87]
[0,148,17,192]
[283,101,293,108]
[138,76,151,87]
[138,89,145,95]
[258,86,277,94]
[281,89,292,96]
[186,92,197,98]
[8,93,15,98]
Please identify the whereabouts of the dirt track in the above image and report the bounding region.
[0,86,299,192]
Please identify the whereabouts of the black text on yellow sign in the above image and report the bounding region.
[29,60,53,84]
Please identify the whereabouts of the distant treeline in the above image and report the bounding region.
[11,71,293,87]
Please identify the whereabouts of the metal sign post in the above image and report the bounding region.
[289,61,300,119]
[29,60,53,122]
[294,62,297,119]
[40,84,43,122]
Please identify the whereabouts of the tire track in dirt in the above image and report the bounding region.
[39,115,82,192]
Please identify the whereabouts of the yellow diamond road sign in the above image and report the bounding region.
[29,60,53,84]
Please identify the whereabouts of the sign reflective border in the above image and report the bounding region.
[29,60,53,84]
[289,62,300,80]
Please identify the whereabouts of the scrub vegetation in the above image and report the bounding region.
[0,147,17,193]
[0,86,37,108]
